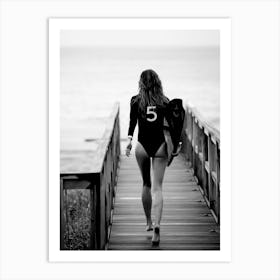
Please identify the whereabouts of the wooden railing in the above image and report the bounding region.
[60,103,120,250]
[181,104,220,224]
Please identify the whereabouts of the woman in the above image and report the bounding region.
[125,69,169,245]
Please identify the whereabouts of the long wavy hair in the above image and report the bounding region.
[137,69,168,114]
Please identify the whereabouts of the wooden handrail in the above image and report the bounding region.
[181,103,220,224]
[60,103,120,250]
[186,104,220,146]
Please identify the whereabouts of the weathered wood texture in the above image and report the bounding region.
[181,104,220,223]
[108,154,220,250]
[60,103,120,250]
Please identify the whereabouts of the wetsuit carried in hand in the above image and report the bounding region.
[164,99,185,166]
[165,99,185,153]
[128,94,169,157]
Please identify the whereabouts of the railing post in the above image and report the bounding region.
[191,114,195,169]
[95,174,102,249]
[207,136,213,208]
[192,116,200,175]
[60,178,65,250]
[214,142,220,223]
[208,135,219,216]
[90,177,97,249]
[189,110,193,163]
[196,123,203,186]
[200,130,206,197]
[184,109,190,161]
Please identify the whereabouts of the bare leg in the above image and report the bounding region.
[151,142,168,244]
[152,154,167,227]
[135,142,152,229]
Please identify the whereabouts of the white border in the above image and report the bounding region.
[49,18,231,262]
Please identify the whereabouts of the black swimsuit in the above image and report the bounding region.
[128,95,169,157]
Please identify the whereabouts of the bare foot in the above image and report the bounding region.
[152,226,160,245]
[146,221,153,231]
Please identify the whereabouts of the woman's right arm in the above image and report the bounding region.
[126,96,137,156]
[128,96,137,137]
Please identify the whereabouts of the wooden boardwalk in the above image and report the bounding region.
[108,153,220,250]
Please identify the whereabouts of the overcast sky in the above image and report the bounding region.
[61,30,219,48]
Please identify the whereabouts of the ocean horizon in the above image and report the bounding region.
[60,46,220,152]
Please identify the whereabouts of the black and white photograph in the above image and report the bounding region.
[1,1,280,279]
[49,18,231,261]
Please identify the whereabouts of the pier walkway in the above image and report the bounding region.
[60,103,220,250]
[108,154,220,250]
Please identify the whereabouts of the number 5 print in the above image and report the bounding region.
[146,106,157,122]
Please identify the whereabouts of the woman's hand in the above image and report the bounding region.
[125,138,132,157]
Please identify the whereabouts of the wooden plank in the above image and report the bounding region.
[115,189,200,194]
[118,172,194,177]
[114,198,206,203]
[63,179,92,190]
[108,244,220,250]
[116,186,200,191]
[113,203,209,209]
[115,195,202,202]
[113,208,212,215]
[119,168,192,172]
[117,177,197,183]
[110,224,219,233]
[109,236,220,244]
[116,182,198,187]
[116,185,199,190]
[112,216,216,223]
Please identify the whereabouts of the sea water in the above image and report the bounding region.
[60,46,219,151]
